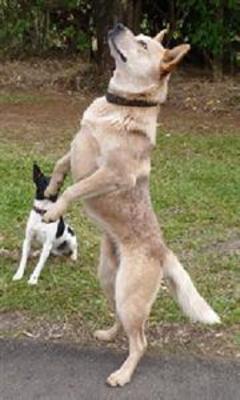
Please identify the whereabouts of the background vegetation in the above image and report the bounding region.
[0,0,239,77]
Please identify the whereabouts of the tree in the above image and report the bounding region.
[0,0,239,76]
[93,0,143,69]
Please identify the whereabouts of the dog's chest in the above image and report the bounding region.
[81,97,158,145]
[82,103,123,144]
[29,213,56,244]
[34,225,51,244]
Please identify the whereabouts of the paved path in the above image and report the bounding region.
[0,339,239,400]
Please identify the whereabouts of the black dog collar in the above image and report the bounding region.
[106,92,158,108]
[33,206,47,215]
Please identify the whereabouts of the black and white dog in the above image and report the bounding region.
[13,163,78,285]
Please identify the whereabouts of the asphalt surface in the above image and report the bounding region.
[0,339,240,400]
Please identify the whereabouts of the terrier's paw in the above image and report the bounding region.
[13,271,24,281]
[70,252,78,262]
[28,275,38,285]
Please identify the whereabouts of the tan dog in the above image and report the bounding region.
[43,24,220,387]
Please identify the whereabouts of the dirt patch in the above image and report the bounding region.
[203,229,240,256]
[0,311,239,359]
[0,60,239,149]
[160,72,240,135]
[212,239,240,255]
[0,248,19,261]
[0,89,95,153]
[0,311,28,333]
[0,58,98,92]
[148,323,240,359]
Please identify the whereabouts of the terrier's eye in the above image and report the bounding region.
[138,40,148,50]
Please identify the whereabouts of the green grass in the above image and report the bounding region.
[0,133,239,333]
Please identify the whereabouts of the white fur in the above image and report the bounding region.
[13,199,78,285]
[163,252,220,324]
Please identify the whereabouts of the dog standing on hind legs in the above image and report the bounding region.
[43,24,220,386]
[13,163,78,285]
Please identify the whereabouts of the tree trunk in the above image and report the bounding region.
[212,1,225,80]
[93,0,117,69]
[93,0,143,68]
[168,0,176,39]
[119,0,142,33]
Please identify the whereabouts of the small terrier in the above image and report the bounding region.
[13,163,78,285]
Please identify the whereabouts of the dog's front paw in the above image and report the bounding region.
[13,270,24,281]
[28,274,38,285]
[42,209,57,223]
[44,184,57,199]
[43,198,67,223]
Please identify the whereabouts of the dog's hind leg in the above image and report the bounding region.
[69,235,78,261]
[94,234,121,341]
[45,152,71,198]
[28,241,53,285]
[13,234,32,281]
[107,253,162,387]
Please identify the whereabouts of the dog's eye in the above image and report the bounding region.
[138,40,148,50]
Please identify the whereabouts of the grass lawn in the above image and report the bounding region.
[0,129,239,355]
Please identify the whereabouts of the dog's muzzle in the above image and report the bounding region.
[108,23,127,63]
[108,23,125,38]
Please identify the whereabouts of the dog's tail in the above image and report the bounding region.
[163,252,220,324]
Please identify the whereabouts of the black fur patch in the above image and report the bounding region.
[57,240,72,255]
[67,226,74,236]
[33,163,58,202]
[57,240,67,250]
[56,217,65,238]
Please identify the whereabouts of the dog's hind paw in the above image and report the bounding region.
[106,369,131,387]
[94,325,119,341]
[70,253,78,262]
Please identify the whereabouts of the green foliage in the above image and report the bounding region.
[0,0,239,73]
[143,0,240,74]
[178,0,239,58]
[0,0,92,55]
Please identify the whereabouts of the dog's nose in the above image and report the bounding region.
[108,23,125,38]
[115,23,125,32]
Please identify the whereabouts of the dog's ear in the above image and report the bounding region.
[160,44,190,77]
[154,29,168,44]
[33,163,43,183]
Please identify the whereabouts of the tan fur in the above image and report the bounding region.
[43,25,190,387]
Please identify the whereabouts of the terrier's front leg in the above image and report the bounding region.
[28,241,52,285]
[13,236,32,281]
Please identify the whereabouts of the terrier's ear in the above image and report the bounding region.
[160,44,190,77]
[154,29,168,44]
[33,163,43,183]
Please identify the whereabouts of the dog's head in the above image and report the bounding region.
[33,163,57,202]
[108,24,190,103]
